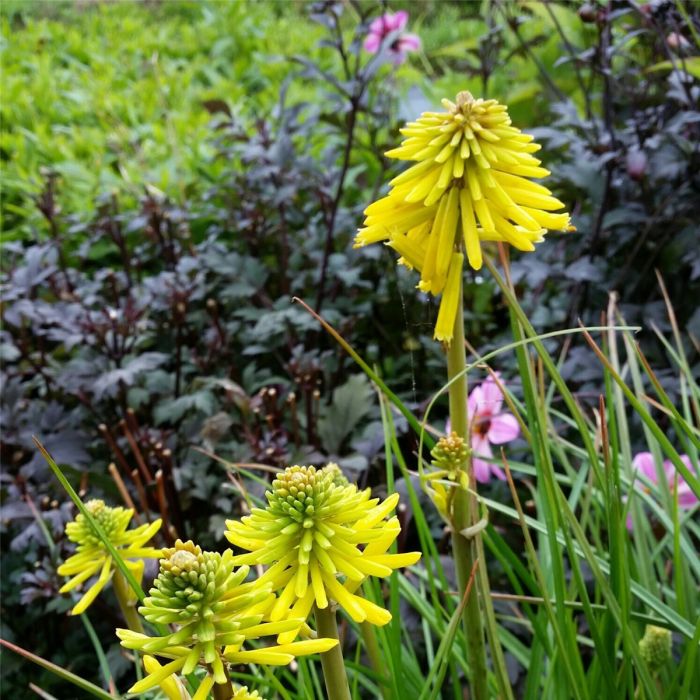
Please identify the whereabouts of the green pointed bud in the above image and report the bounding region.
[639,625,672,674]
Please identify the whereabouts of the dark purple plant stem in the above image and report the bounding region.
[315,96,359,314]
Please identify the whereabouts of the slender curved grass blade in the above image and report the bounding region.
[0,639,118,700]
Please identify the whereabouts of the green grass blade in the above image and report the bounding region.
[0,639,118,700]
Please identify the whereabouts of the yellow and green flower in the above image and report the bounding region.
[57,499,162,615]
[225,464,421,641]
[117,539,337,694]
[354,90,573,342]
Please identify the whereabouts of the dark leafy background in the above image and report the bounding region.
[1,0,698,696]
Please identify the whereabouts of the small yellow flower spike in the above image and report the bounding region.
[355,91,573,342]
[225,464,421,641]
[422,433,471,521]
[117,539,338,695]
[57,499,162,615]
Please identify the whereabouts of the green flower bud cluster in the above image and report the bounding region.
[143,540,240,625]
[639,625,672,674]
[132,540,272,684]
[268,465,346,526]
[431,432,470,478]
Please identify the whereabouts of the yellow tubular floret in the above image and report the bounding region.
[142,656,186,700]
[434,253,464,342]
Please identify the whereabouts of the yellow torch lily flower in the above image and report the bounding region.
[225,464,421,641]
[354,90,572,342]
[57,499,162,615]
[117,539,338,694]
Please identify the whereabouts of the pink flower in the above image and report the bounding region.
[626,451,698,531]
[632,452,698,509]
[363,10,421,64]
[447,375,520,483]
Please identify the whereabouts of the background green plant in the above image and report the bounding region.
[1,0,699,698]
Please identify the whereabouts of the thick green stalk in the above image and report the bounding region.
[315,605,352,700]
[446,287,489,700]
[360,621,390,698]
[112,569,143,634]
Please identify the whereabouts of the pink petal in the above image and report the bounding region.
[467,385,485,420]
[480,377,504,414]
[363,33,381,53]
[671,455,698,508]
[473,457,492,484]
[632,452,657,483]
[626,512,634,532]
[397,34,421,52]
[676,482,698,508]
[393,10,409,31]
[471,433,492,457]
[679,454,695,475]
[663,454,694,479]
[368,17,385,34]
[488,413,520,444]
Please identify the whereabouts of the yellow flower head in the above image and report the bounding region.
[225,464,421,640]
[117,539,337,695]
[57,499,162,615]
[355,90,572,342]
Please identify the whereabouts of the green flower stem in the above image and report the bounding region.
[315,605,352,700]
[360,621,389,699]
[446,284,489,700]
[112,569,143,634]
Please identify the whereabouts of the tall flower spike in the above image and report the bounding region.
[117,540,337,695]
[355,90,572,342]
[57,499,162,615]
[225,464,421,641]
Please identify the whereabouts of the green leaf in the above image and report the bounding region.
[0,639,118,700]
[647,56,700,79]
[317,374,373,454]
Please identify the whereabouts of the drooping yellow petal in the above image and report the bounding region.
[192,675,215,700]
[420,194,449,292]
[58,561,102,593]
[273,638,339,656]
[353,595,393,626]
[128,656,187,695]
[433,186,460,291]
[142,656,187,700]
[71,558,112,615]
[459,188,482,270]
[433,253,464,344]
